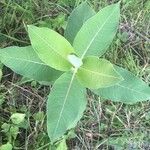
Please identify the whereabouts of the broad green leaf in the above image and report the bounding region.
[76,56,123,89]
[73,3,120,58]
[47,72,86,142]
[64,2,95,44]
[28,25,74,71]
[94,66,150,103]
[0,46,62,82]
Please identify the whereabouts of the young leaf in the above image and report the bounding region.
[0,143,12,150]
[64,2,95,44]
[76,56,123,89]
[10,113,25,124]
[47,72,86,142]
[0,46,62,82]
[56,139,67,150]
[93,66,150,103]
[73,3,120,58]
[68,54,83,68]
[28,25,75,71]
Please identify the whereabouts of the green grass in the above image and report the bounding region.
[0,0,150,149]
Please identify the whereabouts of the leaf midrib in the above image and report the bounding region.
[52,71,77,138]
[80,67,121,79]
[80,5,118,59]
[117,84,150,97]
[0,55,49,66]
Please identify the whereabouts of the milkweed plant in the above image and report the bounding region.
[0,2,150,144]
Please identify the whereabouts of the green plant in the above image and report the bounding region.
[0,142,12,150]
[1,113,26,149]
[0,2,150,145]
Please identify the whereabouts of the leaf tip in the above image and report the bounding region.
[27,25,36,31]
[116,1,121,8]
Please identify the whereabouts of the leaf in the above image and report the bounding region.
[1,123,11,133]
[76,56,123,89]
[10,113,25,124]
[28,25,75,71]
[56,139,68,150]
[73,3,120,58]
[0,46,62,82]
[0,143,12,150]
[64,2,95,44]
[94,66,150,103]
[10,126,19,140]
[47,72,86,142]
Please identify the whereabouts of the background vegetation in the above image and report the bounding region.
[0,0,150,149]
